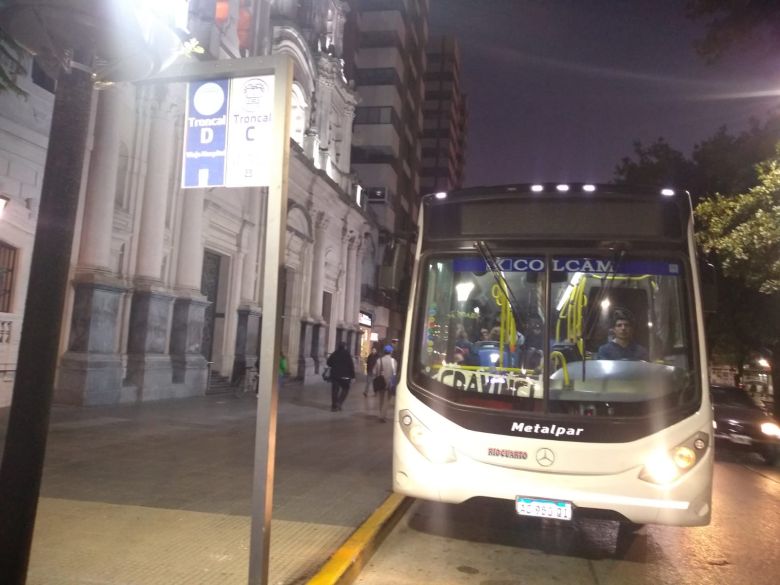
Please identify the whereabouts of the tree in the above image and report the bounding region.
[686,0,780,61]
[613,138,697,190]
[696,150,780,294]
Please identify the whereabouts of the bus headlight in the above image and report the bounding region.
[639,432,709,485]
[399,409,457,464]
[761,422,780,438]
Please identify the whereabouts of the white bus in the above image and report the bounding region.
[393,183,713,527]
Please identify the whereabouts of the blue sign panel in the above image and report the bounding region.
[552,257,681,276]
[453,257,545,273]
[182,79,229,188]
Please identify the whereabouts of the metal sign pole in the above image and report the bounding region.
[247,55,293,585]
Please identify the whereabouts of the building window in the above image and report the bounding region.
[0,242,17,313]
[354,106,393,125]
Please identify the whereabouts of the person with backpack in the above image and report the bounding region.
[373,344,397,422]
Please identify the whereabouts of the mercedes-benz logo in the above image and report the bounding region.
[536,448,555,467]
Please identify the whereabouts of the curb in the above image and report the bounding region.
[306,493,412,585]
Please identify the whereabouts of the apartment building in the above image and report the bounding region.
[421,35,467,193]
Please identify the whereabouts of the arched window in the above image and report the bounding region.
[290,83,308,147]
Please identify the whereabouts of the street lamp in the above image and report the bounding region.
[0,2,188,582]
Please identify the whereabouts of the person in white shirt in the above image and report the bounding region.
[373,344,397,422]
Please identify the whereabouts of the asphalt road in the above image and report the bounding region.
[355,451,780,585]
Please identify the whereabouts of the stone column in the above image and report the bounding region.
[78,86,121,270]
[337,227,349,324]
[57,87,128,406]
[241,189,261,302]
[127,85,176,400]
[235,188,263,382]
[170,187,209,395]
[135,86,174,281]
[308,212,328,319]
[353,237,365,326]
[344,235,357,326]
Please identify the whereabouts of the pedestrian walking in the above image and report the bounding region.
[326,342,355,411]
[363,345,380,396]
[373,344,397,422]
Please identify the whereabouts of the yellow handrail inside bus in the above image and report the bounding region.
[491,282,517,367]
[550,350,570,387]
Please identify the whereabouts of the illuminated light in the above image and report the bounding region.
[661,188,675,197]
[647,321,653,328]
[600,298,611,310]
[489,352,500,364]
[370,332,379,341]
[434,191,447,200]
[556,184,570,192]
[473,307,480,314]
[761,422,780,438]
[758,357,769,368]
[531,184,544,192]
[642,451,680,484]
[673,446,696,470]
[582,184,596,192]
[436,262,443,272]
[0,194,9,217]
[455,282,475,302]
[601,360,614,373]
[712,420,718,430]
[400,409,456,464]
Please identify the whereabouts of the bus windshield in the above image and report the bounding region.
[413,253,697,417]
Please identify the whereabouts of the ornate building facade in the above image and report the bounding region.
[0,0,394,405]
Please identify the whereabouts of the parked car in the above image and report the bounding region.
[711,385,780,465]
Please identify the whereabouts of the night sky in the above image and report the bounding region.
[428,0,780,187]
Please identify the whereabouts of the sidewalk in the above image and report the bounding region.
[0,376,401,585]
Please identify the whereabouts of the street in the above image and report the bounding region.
[355,452,780,585]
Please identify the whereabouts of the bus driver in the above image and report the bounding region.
[597,309,648,361]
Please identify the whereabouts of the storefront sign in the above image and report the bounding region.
[359,311,373,327]
[182,75,275,188]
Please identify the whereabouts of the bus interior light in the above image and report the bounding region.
[531,184,544,192]
[435,192,448,200]
[661,188,675,197]
[556,184,570,192]
[582,184,596,192]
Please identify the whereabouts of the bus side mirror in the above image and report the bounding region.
[699,260,717,314]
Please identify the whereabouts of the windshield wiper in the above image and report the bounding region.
[474,240,524,340]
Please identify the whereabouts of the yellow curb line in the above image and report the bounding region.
[306,493,411,585]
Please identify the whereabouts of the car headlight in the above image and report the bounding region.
[761,422,780,438]
[639,432,709,485]
[399,409,457,464]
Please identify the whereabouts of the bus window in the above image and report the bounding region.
[414,255,546,410]
[548,256,695,416]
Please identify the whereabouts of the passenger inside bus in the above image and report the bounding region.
[596,308,648,361]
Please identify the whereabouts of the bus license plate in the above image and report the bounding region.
[515,497,572,521]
